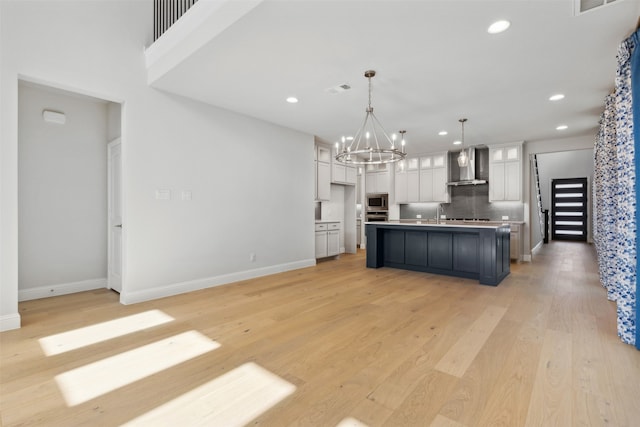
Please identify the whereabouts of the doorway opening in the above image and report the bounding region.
[551,177,588,241]
[17,80,123,301]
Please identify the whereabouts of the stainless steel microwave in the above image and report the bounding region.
[366,193,388,211]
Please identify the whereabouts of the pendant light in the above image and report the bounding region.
[457,118,469,168]
[335,70,407,165]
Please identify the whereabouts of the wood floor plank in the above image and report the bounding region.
[1,242,639,426]
[571,312,620,426]
[430,414,467,427]
[434,305,507,378]
[474,318,546,427]
[524,328,573,426]
[382,369,459,426]
[437,317,522,425]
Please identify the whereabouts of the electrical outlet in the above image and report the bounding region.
[249,253,256,262]
[440,215,446,219]
[416,214,422,219]
[502,215,509,220]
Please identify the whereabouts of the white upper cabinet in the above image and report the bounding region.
[488,142,523,202]
[407,170,420,202]
[317,145,331,163]
[367,170,390,194]
[395,152,449,204]
[331,147,356,185]
[315,144,331,201]
[418,152,449,203]
[316,160,331,201]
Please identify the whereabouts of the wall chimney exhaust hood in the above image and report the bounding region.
[447,147,488,186]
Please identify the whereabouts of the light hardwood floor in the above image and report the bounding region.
[1,241,639,426]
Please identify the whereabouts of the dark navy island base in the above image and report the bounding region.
[365,222,510,286]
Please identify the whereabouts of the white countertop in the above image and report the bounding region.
[365,220,506,229]
[315,219,341,223]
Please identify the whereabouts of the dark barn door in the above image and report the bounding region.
[551,178,588,241]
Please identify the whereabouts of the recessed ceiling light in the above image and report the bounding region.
[453,140,462,145]
[556,125,568,130]
[488,20,510,34]
[549,94,565,101]
[438,131,448,136]
[346,136,354,140]
[286,97,298,104]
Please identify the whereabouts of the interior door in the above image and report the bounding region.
[108,139,123,292]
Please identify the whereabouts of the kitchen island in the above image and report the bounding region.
[365,221,510,286]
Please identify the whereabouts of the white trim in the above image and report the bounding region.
[18,278,107,302]
[145,0,263,84]
[530,240,544,260]
[120,259,316,305]
[0,313,21,331]
[523,254,532,262]
[107,138,123,293]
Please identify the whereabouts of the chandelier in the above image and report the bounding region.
[335,70,407,165]
[457,118,469,167]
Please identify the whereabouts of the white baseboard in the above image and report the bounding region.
[121,258,316,305]
[0,313,21,331]
[19,278,108,302]
[532,240,543,254]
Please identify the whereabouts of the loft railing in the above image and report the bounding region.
[154,0,199,41]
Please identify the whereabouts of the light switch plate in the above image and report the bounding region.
[502,215,509,220]
[416,214,422,219]
[440,215,446,219]
[155,189,171,200]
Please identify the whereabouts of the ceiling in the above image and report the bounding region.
[149,0,639,155]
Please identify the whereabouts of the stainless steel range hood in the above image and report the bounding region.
[447,147,488,186]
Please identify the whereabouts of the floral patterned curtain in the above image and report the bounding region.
[632,28,640,349]
[593,30,637,347]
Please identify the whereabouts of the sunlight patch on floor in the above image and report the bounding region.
[121,362,296,426]
[336,417,370,427]
[55,330,219,406]
[39,309,174,356]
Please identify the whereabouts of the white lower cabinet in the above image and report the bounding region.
[315,231,328,258]
[509,223,522,262]
[327,230,340,256]
[315,222,340,258]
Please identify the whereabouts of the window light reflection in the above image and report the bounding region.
[55,331,220,406]
[39,310,174,356]
[336,417,370,427]
[121,362,296,426]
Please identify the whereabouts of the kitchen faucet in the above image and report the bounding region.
[436,203,446,224]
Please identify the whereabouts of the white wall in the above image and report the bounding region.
[1,0,315,328]
[18,83,108,294]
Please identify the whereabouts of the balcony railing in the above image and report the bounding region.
[154,0,198,41]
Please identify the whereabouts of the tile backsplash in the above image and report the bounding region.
[400,184,524,221]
